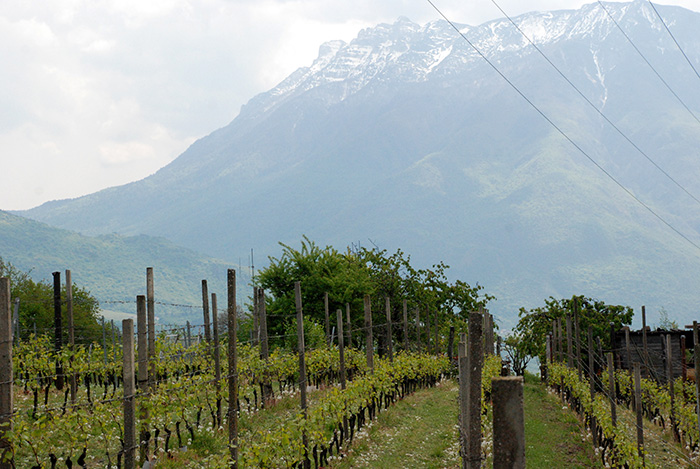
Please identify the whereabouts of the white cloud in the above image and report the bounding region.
[0,0,698,210]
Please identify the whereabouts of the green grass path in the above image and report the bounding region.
[331,375,602,468]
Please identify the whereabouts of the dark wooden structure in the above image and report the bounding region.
[612,328,694,382]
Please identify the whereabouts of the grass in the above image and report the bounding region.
[522,372,603,468]
[330,379,461,468]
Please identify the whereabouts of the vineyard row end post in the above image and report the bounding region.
[0,277,13,468]
[227,269,239,468]
[492,376,525,469]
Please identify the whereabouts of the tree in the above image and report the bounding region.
[502,333,534,376]
[256,238,495,351]
[0,257,103,344]
[514,295,634,364]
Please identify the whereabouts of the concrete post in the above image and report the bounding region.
[492,376,525,469]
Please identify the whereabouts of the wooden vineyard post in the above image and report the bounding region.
[137,296,149,465]
[467,312,483,469]
[324,292,330,348]
[587,327,597,446]
[66,270,77,406]
[634,362,644,462]
[212,293,222,426]
[227,269,238,468]
[364,295,374,372]
[625,327,631,371]
[426,308,432,355]
[295,282,310,468]
[402,299,409,351]
[252,287,259,346]
[346,303,352,348]
[566,315,573,368]
[336,308,348,439]
[337,309,347,390]
[259,289,272,405]
[0,277,13,468]
[607,353,617,427]
[458,334,468,469]
[186,321,191,349]
[667,334,677,441]
[434,309,439,355]
[415,308,421,352]
[642,306,649,373]
[385,296,393,362]
[573,297,582,379]
[447,325,455,360]
[53,272,64,390]
[492,376,525,469]
[695,322,700,441]
[123,318,136,469]
[202,280,211,344]
[146,267,156,390]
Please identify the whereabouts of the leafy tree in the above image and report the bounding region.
[502,333,534,376]
[514,295,634,364]
[256,238,494,351]
[0,257,103,344]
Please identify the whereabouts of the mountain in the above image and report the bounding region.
[0,210,242,323]
[17,1,700,326]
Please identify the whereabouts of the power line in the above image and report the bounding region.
[647,0,700,84]
[489,0,700,208]
[597,0,700,126]
[424,0,700,254]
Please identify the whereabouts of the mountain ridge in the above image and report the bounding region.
[15,1,700,326]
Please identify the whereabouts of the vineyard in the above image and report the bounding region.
[0,267,510,469]
[3,261,700,468]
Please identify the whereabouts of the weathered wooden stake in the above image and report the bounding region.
[364,295,374,372]
[634,362,644,462]
[258,289,272,403]
[607,352,616,427]
[587,326,597,446]
[467,312,483,469]
[53,271,64,390]
[695,321,700,442]
[458,335,468,469]
[402,299,409,351]
[324,292,330,348]
[122,318,136,469]
[573,297,582,379]
[642,306,649,373]
[227,269,238,468]
[385,296,393,362]
[146,267,156,390]
[295,282,310,468]
[66,270,77,406]
[136,296,149,465]
[415,308,422,352]
[0,277,13,468]
[336,307,348,439]
[202,280,211,344]
[492,376,525,469]
[252,286,259,346]
[448,325,455,359]
[667,334,677,441]
[346,303,352,348]
[566,315,573,368]
[212,293,222,426]
[625,327,631,370]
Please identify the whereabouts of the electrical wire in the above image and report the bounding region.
[490,0,700,207]
[424,0,700,254]
[647,0,700,84]
[597,0,700,126]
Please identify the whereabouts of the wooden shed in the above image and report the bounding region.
[612,328,694,382]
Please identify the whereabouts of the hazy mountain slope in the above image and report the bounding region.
[0,210,239,323]
[19,1,700,325]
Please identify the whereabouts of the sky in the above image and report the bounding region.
[2,0,699,210]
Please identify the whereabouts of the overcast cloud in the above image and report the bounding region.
[2,0,697,210]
